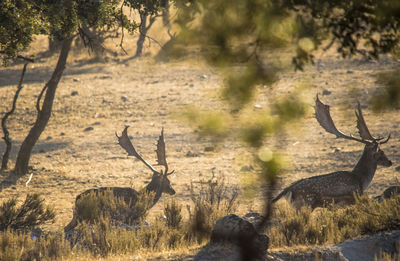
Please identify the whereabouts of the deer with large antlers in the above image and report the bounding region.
[64,126,175,232]
[272,95,392,209]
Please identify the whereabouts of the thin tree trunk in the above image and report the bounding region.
[14,38,73,176]
[1,63,28,171]
[135,13,147,57]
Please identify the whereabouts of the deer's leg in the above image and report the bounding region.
[64,211,78,232]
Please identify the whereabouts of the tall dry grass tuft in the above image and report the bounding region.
[186,178,239,244]
[269,194,400,247]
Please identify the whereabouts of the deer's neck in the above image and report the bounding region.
[352,145,377,191]
[143,182,163,209]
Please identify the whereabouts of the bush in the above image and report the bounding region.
[0,193,55,232]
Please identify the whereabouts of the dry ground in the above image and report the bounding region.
[0,36,399,249]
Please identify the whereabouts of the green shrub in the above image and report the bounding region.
[0,193,55,232]
[164,199,183,229]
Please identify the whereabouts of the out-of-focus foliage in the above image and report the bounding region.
[372,68,400,111]
[124,0,167,15]
[287,0,400,60]
[0,0,136,65]
[171,0,400,190]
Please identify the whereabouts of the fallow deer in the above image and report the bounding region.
[272,95,392,209]
[64,126,176,232]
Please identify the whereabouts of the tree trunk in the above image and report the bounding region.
[135,13,148,57]
[162,1,170,27]
[14,38,73,176]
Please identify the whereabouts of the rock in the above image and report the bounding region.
[242,212,264,228]
[45,136,52,140]
[121,95,128,102]
[195,214,269,260]
[189,83,194,88]
[322,89,332,96]
[204,146,215,152]
[60,132,65,136]
[47,154,52,158]
[254,104,262,109]
[200,75,208,80]
[240,165,254,172]
[71,91,79,96]
[186,151,199,157]
[375,186,400,202]
[395,165,400,172]
[92,121,101,126]
[268,230,400,261]
[213,214,268,255]
[30,227,43,241]
[84,126,94,132]
[347,70,354,74]
[334,230,400,261]
[382,186,400,199]
[73,78,79,82]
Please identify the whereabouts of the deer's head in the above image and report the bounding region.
[148,172,176,195]
[371,144,392,167]
[315,95,392,167]
[116,126,176,198]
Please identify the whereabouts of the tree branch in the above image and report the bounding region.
[119,1,128,55]
[0,51,35,63]
[36,85,48,112]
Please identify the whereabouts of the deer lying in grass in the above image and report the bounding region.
[272,96,392,209]
[64,126,175,232]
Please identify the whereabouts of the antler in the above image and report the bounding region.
[156,128,174,175]
[116,126,157,173]
[315,95,368,144]
[355,101,375,141]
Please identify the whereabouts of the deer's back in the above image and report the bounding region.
[288,171,362,207]
[77,187,140,206]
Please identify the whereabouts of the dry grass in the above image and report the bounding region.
[0,177,238,259]
[0,230,71,261]
[268,195,400,248]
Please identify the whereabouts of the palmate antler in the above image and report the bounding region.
[155,128,174,175]
[315,95,390,145]
[116,126,174,175]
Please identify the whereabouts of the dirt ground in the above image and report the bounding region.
[0,35,399,238]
